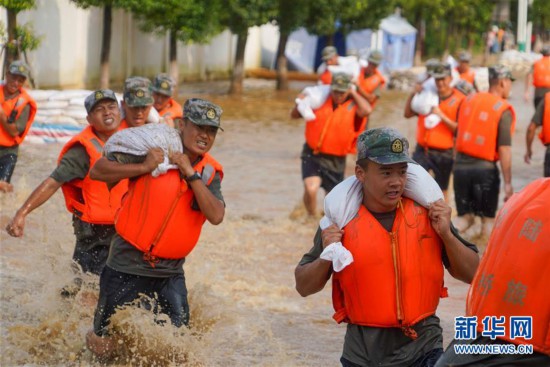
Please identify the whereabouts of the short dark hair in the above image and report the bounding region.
[356,158,370,170]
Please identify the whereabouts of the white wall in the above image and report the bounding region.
[3,0,267,89]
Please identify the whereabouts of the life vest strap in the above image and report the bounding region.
[402,325,418,340]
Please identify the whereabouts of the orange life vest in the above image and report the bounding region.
[456,92,516,161]
[332,199,446,335]
[58,126,128,224]
[417,89,465,150]
[0,86,37,147]
[357,68,385,108]
[305,97,358,157]
[347,69,386,154]
[319,69,332,85]
[539,92,550,145]
[533,56,550,88]
[467,178,550,356]
[157,98,183,120]
[456,68,476,85]
[115,154,223,260]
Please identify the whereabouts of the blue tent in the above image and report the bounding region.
[380,14,417,70]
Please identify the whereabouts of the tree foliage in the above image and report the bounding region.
[69,0,125,9]
[0,0,35,13]
[531,0,550,31]
[221,0,277,36]
[125,0,223,44]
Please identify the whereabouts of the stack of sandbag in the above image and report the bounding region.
[499,49,541,75]
[26,89,92,144]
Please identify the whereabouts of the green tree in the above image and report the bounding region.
[398,0,447,63]
[70,0,129,88]
[221,0,277,94]
[531,0,550,42]
[126,0,223,90]
[451,0,493,53]
[0,0,35,72]
[339,0,393,34]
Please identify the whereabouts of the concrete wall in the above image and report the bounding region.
[2,0,268,89]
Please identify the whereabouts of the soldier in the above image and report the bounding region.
[453,65,515,238]
[86,99,225,359]
[151,73,183,128]
[0,61,37,192]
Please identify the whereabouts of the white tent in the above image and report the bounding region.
[379,14,417,70]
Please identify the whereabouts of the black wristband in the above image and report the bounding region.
[185,171,201,182]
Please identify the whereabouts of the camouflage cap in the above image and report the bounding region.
[431,62,452,79]
[425,58,440,76]
[367,50,384,65]
[123,76,154,107]
[357,127,416,165]
[454,80,475,96]
[322,46,338,61]
[184,98,224,131]
[488,64,515,81]
[152,73,175,96]
[331,72,352,92]
[84,89,118,113]
[8,60,30,79]
[457,50,471,62]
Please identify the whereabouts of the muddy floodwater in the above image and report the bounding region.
[0,78,544,366]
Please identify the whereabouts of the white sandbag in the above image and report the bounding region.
[422,77,437,93]
[404,163,444,206]
[446,55,458,70]
[296,99,316,121]
[474,67,489,92]
[303,85,331,108]
[450,67,460,87]
[26,90,57,102]
[69,97,86,106]
[37,100,69,109]
[48,90,92,101]
[296,84,331,121]
[328,65,360,81]
[104,123,182,177]
[424,113,441,129]
[411,89,439,115]
[34,109,65,117]
[64,109,88,120]
[147,107,160,124]
[42,115,80,126]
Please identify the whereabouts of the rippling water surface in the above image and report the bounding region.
[0,78,543,366]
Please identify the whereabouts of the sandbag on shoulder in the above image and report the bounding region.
[295,84,331,121]
[319,163,443,271]
[104,123,183,177]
